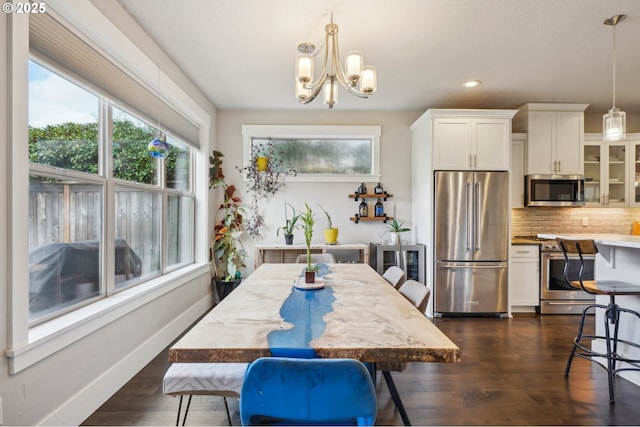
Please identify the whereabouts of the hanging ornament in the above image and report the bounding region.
[148,135,170,159]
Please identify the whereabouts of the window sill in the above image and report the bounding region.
[6,263,209,374]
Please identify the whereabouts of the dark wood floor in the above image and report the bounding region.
[82,314,640,426]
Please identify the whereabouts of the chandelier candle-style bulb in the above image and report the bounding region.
[323,79,337,107]
[361,66,377,94]
[346,51,363,84]
[296,54,313,83]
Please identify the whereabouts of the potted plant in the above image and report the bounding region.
[386,219,410,245]
[237,140,297,237]
[210,150,248,300]
[300,203,318,283]
[277,202,301,245]
[318,204,338,245]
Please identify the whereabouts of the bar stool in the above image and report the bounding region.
[557,238,640,404]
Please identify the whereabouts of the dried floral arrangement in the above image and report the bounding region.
[237,140,297,237]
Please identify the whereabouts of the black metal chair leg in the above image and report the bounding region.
[604,305,617,404]
[565,305,591,375]
[382,370,411,426]
[175,396,184,426]
[181,395,193,426]
[222,397,232,426]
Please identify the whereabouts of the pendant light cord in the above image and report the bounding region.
[612,23,617,109]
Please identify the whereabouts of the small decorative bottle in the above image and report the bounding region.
[375,198,384,217]
[374,183,384,194]
[359,199,368,217]
[358,182,367,195]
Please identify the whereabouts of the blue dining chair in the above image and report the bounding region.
[239,357,377,426]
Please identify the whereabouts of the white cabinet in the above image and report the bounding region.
[630,135,640,207]
[509,245,539,309]
[514,103,588,175]
[432,116,512,170]
[511,134,526,208]
[583,134,628,207]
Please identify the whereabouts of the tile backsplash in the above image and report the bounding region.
[511,207,640,236]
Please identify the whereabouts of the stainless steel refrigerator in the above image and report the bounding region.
[434,171,509,315]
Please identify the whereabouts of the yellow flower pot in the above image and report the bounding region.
[256,156,268,171]
[324,228,339,244]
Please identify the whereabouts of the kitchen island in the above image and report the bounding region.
[538,233,640,387]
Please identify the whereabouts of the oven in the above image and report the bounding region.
[539,248,595,314]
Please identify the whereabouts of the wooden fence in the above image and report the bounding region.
[29,183,175,276]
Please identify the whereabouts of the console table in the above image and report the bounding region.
[254,243,369,268]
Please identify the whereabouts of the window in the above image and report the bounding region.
[242,125,381,182]
[28,59,196,324]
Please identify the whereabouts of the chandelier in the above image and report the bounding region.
[295,13,377,109]
[602,14,626,142]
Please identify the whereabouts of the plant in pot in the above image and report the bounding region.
[386,219,410,245]
[236,140,297,237]
[317,204,338,244]
[300,203,318,283]
[210,150,248,301]
[276,202,301,245]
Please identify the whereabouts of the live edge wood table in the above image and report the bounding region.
[169,263,460,424]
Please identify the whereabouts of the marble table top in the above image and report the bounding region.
[169,263,460,364]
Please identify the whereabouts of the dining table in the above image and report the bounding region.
[169,262,460,425]
[169,262,459,364]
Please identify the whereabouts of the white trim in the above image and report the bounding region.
[7,263,209,374]
[36,290,212,426]
[8,10,31,351]
[241,125,381,183]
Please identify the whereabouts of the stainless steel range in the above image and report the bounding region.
[538,239,595,314]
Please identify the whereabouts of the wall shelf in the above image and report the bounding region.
[349,188,393,223]
[349,193,392,202]
[350,215,393,224]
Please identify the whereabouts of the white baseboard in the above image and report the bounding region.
[37,294,212,426]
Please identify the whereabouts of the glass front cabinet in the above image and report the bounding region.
[369,243,426,284]
[583,134,628,207]
[631,136,640,206]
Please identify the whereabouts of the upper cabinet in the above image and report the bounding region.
[630,135,640,207]
[583,133,640,207]
[513,103,588,175]
[583,134,628,207]
[429,110,517,170]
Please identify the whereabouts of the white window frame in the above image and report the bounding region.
[242,125,381,183]
[6,8,211,374]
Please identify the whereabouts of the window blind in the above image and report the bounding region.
[29,12,200,148]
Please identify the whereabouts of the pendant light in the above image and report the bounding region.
[602,14,626,142]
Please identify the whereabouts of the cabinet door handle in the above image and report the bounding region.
[557,160,561,172]
[469,155,473,168]
[474,155,477,168]
[552,161,557,172]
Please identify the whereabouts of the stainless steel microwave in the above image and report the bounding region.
[525,174,585,207]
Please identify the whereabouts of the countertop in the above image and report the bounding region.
[537,233,640,249]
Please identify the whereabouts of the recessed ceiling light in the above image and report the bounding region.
[463,80,481,88]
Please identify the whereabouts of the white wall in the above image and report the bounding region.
[217,110,422,274]
[0,2,216,425]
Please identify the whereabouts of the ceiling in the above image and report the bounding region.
[115,0,640,114]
